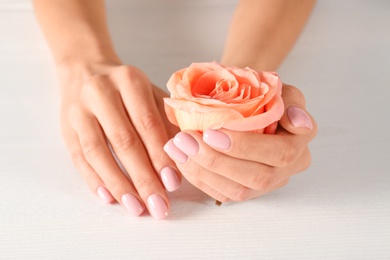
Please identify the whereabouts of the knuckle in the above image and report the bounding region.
[203,153,220,170]
[134,177,157,191]
[279,142,299,167]
[280,179,290,188]
[82,139,104,160]
[105,178,126,194]
[283,84,306,103]
[110,130,138,153]
[136,112,162,134]
[71,152,85,168]
[231,186,251,202]
[66,105,87,129]
[117,65,137,77]
[85,75,107,90]
[67,103,82,120]
[252,170,275,191]
[301,150,312,172]
[83,75,115,98]
[115,65,149,85]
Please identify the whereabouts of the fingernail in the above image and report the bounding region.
[121,194,144,217]
[163,139,188,163]
[160,166,181,192]
[203,129,231,150]
[96,186,115,204]
[173,132,199,156]
[147,194,169,220]
[287,106,313,130]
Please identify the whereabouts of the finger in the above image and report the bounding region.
[152,85,180,139]
[84,75,170,219]
[62,128,115,204]
[166,134,299,201]
[169,131,296,191]
[279,84,318,136]
[247,178,290,200]
[177,157,290,202]
[177,165,230,203]
[114,67,181,191]
[164,132,282,190]
[202,128,309,168]
[72,113,145,217]
[179,163,252,202]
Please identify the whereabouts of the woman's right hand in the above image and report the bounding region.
[58,62,181,220]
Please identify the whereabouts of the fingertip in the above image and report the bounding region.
[147,194,169,220]
[286,106,313,130]
[160,166,181,192]
[96,186,115,204]
[279,105,314,135]
[202,129,231,150]
[163,139,188,164]
[121,193,145,217]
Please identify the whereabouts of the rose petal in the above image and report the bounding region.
[191,69,236,96]
[221,95,284,131]
[164,98,244,131]
[228,67,260,89]
[165,63,284,133]
[183,62,225,92]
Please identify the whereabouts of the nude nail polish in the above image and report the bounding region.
[147,194,169,220]
[121,194,144,217]
[97,186,114,204]
[287,106,313,129]
[163,139,188,164]
[173,132,199,156]
[160,167,180,192]
[203,129,231,150]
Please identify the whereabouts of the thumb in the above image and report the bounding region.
[278,84,317,136]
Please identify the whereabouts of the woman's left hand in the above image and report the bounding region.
[163,84,318,202]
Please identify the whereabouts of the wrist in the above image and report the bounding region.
[221,51,279,72]
[56,53,122,83]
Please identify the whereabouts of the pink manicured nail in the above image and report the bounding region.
[160,167,181,192]
[287,106,313,130]
[173,132,199,156]
[147,194,169,220]
[121,194,144,217]
[96,186,114,204]
[164,139,188,164]
[203,129,231,150]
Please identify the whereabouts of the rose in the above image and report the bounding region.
[164,62,284,133]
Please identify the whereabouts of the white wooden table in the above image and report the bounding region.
[1,0,389,259]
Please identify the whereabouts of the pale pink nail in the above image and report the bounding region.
[203,130,231,150]
[163,139,188,164]
[160,167,181,192]
[96,186,114,204]
[121,194,144,217]
[147,194,169,220]
[173,132,199,156]
[287,106,313,129]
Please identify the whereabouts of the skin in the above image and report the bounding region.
[33,0,317,216]
[167,0,318,202]
[33,0,179,217]
[168,85,318,202]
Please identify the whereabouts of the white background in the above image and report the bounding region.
[1,0,389,259]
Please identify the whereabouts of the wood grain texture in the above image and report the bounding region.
[0,0,389,259]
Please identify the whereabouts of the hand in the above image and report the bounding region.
[163,84,317,202]
[59,63,180,219]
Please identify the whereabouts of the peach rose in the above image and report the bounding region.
[164,62,284,133]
